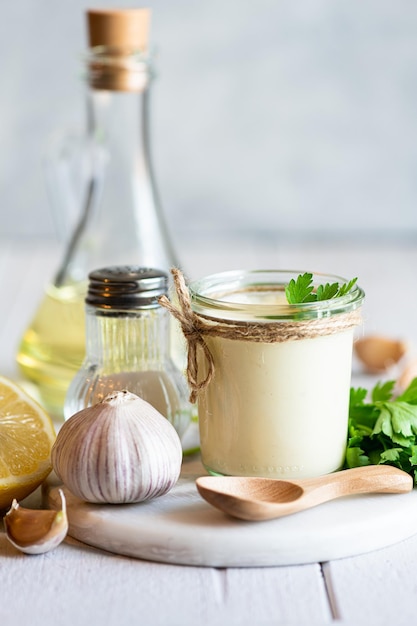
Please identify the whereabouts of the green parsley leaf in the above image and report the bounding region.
[409,445,417,465]
[315,282,340,301]
[285,273,315,304]
[349,386,368,407]
[373,401,417,439]
[372,404,394,438]
[371,380,395,403]
[345,445,370,467]
[348,396,379,436]
[337,278,358,297]
[285,273,358,304]
[380,448,402,462]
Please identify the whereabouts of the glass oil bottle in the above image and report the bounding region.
[17,9,179,416]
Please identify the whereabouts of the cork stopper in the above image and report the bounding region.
[87,8,150,51]
[86,8,151,91]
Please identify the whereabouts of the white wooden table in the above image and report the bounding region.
[0,237,416,626]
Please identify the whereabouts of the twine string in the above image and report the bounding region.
[159,268,362,403]
[158,268,215,403]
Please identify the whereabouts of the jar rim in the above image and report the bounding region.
[189,269,365,322]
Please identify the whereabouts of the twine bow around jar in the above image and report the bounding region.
[158,268,362,403]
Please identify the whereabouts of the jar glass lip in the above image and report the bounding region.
[189,269,365,322]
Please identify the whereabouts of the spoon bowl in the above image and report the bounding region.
[196,465,413,521]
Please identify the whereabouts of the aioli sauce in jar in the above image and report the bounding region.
[189,270,364,479]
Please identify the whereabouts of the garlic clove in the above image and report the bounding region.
[354,336,408,373]
[4,489,68,555]
[51,390,183,504]
[397,358,417,393]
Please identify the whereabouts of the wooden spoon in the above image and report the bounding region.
[195,465,413,521]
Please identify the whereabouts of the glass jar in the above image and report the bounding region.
[187,269,365,479]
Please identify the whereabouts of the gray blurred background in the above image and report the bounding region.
[1,0,417,244]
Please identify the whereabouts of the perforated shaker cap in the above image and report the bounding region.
[86,266,168,310]
[87,8,151,51]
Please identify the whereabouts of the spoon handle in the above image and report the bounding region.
[299,465,413,499]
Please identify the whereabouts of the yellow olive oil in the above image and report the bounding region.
[16,282,86,417]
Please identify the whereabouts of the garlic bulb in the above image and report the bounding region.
[4,489,68,555]
[51,390,183,504]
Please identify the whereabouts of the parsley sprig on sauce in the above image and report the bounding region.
[285,272,358,304]
[346,378,417,484]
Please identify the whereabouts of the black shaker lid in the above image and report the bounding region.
[86,266,168,309]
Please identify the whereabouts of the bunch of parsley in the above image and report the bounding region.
[346,378,417,484]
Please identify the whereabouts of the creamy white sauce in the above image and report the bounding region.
[197,329,354,479]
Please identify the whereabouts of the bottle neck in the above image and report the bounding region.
[86,46,152,91]
[85,67,152,159]
[85,305,170,372]
[84,47,153,148]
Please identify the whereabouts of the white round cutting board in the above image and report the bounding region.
[47,459,417,567]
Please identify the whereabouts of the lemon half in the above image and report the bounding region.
[0,376,56,509]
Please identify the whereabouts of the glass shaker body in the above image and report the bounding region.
[188,270,365,479]
[17,43,179,417]
[65,267,191,441]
